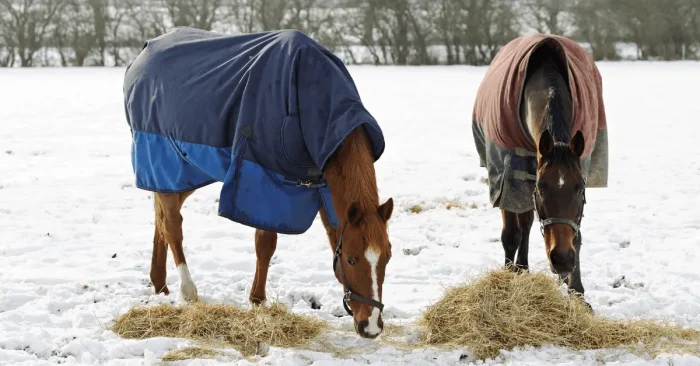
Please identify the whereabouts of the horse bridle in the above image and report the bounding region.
[332,220,385,316]
[533,180,587,238]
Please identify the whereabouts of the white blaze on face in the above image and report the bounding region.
[558,170,565,188]
[364,247,382,336]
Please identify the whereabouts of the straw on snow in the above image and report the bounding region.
[112,301,326,356]
[420,268,700,359]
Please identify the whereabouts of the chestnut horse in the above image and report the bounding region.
[125,29,393,339]
[150,127,393,339]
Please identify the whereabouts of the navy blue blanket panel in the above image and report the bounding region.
[124,27,384,234]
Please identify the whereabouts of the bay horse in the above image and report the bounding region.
[124,28,393,339]
[472,34,608,308]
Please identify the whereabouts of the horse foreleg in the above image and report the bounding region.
[155,191,198,302]
[568,232,585,294]
[250,229,278,305]
[515,211,534,271]
[500,210,520,270]
[558,232,591,310]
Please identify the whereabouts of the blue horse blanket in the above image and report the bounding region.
[123,28,385,234]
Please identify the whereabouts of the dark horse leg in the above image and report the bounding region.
[501,210,534,272]
[500,210,521,269]
[568,232,585,294]
[559,232,591,310]
[515,211,534,271]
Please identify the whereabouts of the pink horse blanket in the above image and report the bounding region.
[472,34,608,213]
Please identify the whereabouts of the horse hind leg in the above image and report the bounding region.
[515,210,534,271]
[151,210,169,295]
[250,229,278,305]
[154,191,199,302]
[500,210,521,270]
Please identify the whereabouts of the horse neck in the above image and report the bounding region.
[524,62,573,145]
[323,127,379,222]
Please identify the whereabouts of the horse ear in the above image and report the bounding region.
[538,129,554,157]
[378,198,393,223]
[347,202,362,225]
[569,130,585,158]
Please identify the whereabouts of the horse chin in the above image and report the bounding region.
[549,263,573,277]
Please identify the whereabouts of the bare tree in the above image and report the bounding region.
[225,0,258,33]
[53,0,96,66]
[162,0,222,30]
[87,0,107,65]
[0,0,66,66]
[122,0,169,58]
[459,0,520,65]
[285,0,334,37]
[570,0,619,60]
[520,0,571,35]
[106,0,128,66]
[430,0,462,64]
[0,7,17,66]
[257,0,286,30]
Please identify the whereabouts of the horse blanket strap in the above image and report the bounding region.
[471,34,608,214]
[333,220,385,316]
[124,27,385,235]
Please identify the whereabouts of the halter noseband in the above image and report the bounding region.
[534,182,586,238]
[332,220,385,316]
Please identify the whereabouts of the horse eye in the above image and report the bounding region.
[537,181,547,191]
[347,257,356,266]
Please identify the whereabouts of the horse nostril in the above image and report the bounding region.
[550,249,575,270]
[356,320,369,335]
[355,320,381,339]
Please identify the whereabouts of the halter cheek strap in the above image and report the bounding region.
[332,220,385,316]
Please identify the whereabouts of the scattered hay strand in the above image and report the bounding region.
[112,302,326,356]
[420,268,700,360]
[409,204,424,214]
[161,346,218,361]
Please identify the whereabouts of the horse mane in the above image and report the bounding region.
[525,41,580,170]
[324,126,389,254]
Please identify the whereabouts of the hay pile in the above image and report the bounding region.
[112,302,326,356]
[421,268,700,359]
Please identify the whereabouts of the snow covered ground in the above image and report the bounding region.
[1,63,700,365]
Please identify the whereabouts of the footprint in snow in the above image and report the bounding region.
[612,275,644,289]
[403,246,426,256]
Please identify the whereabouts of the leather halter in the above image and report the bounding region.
[332,220,385,316]
[534,182,586,237]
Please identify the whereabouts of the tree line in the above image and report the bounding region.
[2,0,700,67]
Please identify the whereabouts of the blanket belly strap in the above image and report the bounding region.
[283,178,328,189]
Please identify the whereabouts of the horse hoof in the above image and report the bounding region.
[249,297,265,306]
[180,284,199,303]
[154,285,170,296]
